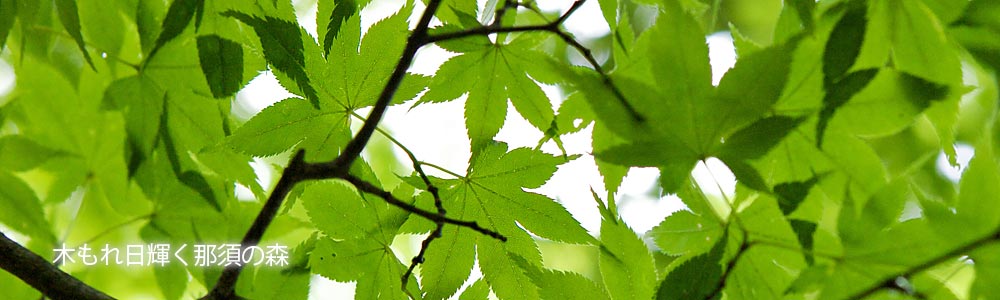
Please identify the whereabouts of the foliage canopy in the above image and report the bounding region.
[1,0,1000,299]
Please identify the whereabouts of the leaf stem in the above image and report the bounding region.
[418,161,467,179]
[845,230,1000,299]
[343,175,505,241]
[78,214,154,246]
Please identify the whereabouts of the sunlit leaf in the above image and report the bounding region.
[600,216,656,300]
[225,98,350,160]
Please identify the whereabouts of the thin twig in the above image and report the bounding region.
[490,0,519,28]
[402,222,443,292]
[202,1,456,298]
[419,161,467,179]
[346,113,454,290]
[4,1,613,299]
[203,1,619,298]
[343,175,506,241]
[845,230,1000,300]
[423,0,644,122]
[316,0,446,177]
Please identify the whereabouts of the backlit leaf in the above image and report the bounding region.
[225,98,350,159]
[150,0,204,59]
[0,171,55,244]
[600,217,656,300]
[54,0,95,70]
[196,35,243,98]
[224,11,320,106]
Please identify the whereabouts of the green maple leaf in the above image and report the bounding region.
[420,33,555,153]
[415,142,591,299]
[225,11,321,106]
[226,5,429,162]
[569,0,802,193]
[225,97,351,162]
[305,180,420,300]
[599,216,657,300]
[656,237,725,300]
[310,4,428,111]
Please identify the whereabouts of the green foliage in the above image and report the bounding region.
[224,11,320,106]
[0,0,15,50]
[413,142,591,299]
[152,0,205,60]
[1,0,1000,299]
[421,33,555,153]
[225,97,351,160]
[197,35,244,98]
[53,0,95,70]
[656,237,725,300]
[307,180,420,299]
[598,211,657,300]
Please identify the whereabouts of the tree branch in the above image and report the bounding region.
[316,0,445,177]
[6,12,510,292]
[0,232,115,300]
[203,150,310,300]
[423,0,644,122]
[203,1,506,298]
[343,175,506,241]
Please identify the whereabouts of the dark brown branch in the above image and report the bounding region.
[489,0,519,28]
[423,0,644,122]
[202,1,455,298]
[402,221,443,293]
[385,128,449,290]
[421,0,585,44]
[203,0,631,298]
[425,23,551,43]
[0,232,114,300]
[343,175,506,241]
[347,114,463,291]
[203,150,310,300]
[317,0,446,177]
[8,1,606,299]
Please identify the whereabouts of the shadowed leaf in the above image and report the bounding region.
[197,35,244,98]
